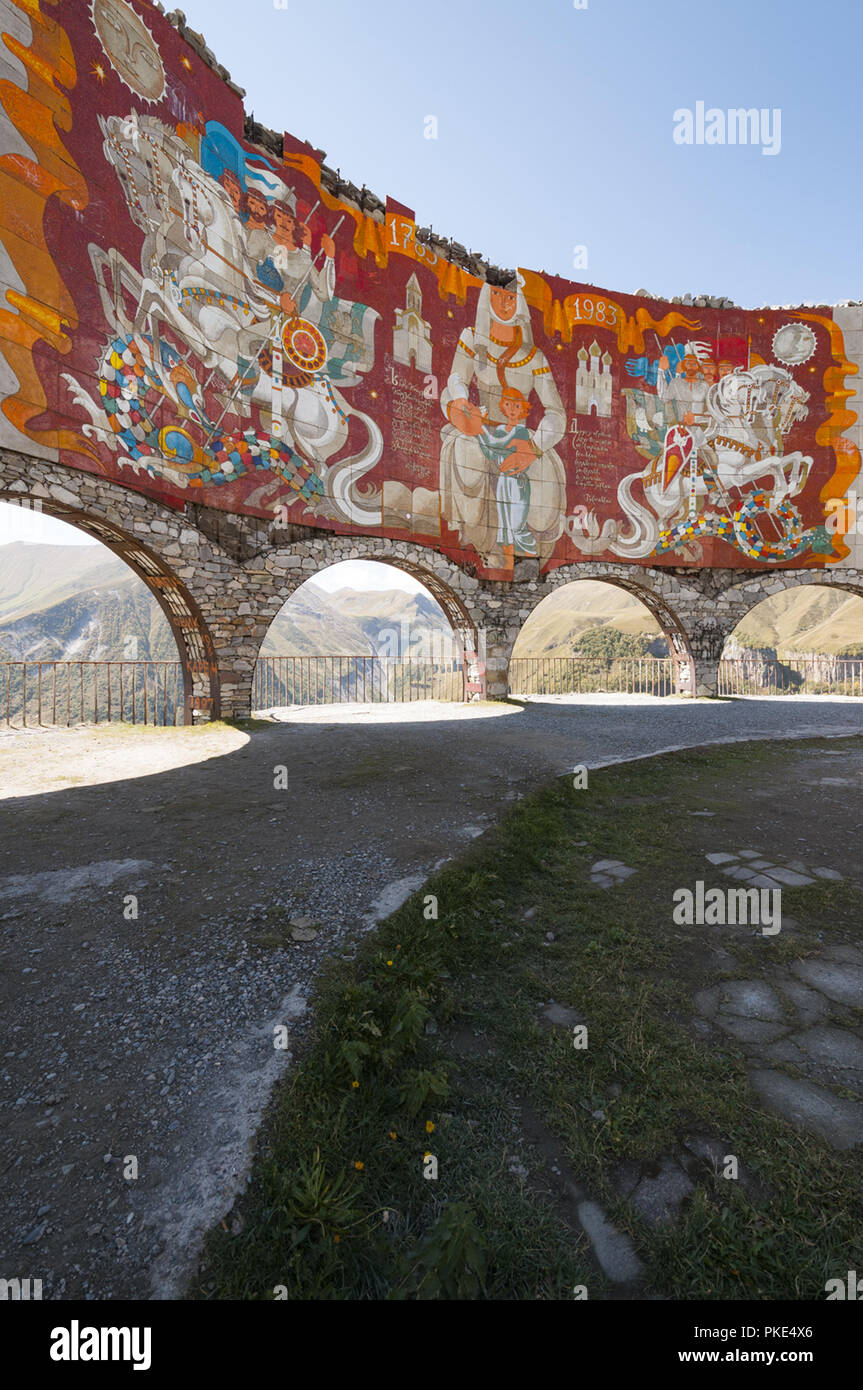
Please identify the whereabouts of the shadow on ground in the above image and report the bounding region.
[2,695,863,1298]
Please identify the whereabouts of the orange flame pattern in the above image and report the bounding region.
[0,0,95,459]
[798,312,861,565]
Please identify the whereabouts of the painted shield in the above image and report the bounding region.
[281,317,328,374]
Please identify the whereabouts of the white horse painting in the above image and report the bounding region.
[63,111,382,524]
[567,363,814,560]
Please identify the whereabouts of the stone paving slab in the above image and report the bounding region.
[791,961,863,1009]
[766,1027,863,1096]
[748,1070,863,1151]
[576,1200,644,1283]
[629,1157,694,1230]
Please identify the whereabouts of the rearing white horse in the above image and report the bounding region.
[567,363,814,559]
[75,111,383,523]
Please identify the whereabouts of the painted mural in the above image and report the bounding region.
[1,0,861,578]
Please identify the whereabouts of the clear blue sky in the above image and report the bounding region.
[172,0,862,308]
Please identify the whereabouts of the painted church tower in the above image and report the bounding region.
[393,272,433,373]
[575,340,614,417]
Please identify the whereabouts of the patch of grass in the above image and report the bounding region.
[194,736,863,1301]
[78,719,247,738]
[246,932,290,951]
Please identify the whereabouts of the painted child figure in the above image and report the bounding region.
[476,387,538,566]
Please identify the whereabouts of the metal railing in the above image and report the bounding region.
[0,661,185,727]
[719,657,863,696]
[509,656,676,697]
[253,655,465,707]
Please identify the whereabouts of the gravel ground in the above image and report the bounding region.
[2,693,863,1301]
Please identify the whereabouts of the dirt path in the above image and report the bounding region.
[2,694,863,1299]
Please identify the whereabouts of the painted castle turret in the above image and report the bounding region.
[393,272,433,373]
[575,339,613,417]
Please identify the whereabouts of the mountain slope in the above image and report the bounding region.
[3,543,863,663]
[0,543,130,624]
[513,582,665,657]
[302,587,452,656]
[0,583,176,663]
[731,587,863,656]
[262,582,381,657]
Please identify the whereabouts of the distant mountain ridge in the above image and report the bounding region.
[0,543,176,663]
[262,584,453,658]
[0,542,861,663]
[0,544,454,663]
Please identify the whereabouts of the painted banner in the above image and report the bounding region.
[1,0,861,578]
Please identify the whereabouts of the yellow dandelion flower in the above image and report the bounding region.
[352,1080,359,1089]
[354,1161,364,1171]
[386,960,393,967]
[425,1121,435,1133]
[389,1131,397,1140]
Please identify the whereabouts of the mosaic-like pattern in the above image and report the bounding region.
[1,0,861,578]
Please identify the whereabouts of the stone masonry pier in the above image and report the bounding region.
[4,450,863,719]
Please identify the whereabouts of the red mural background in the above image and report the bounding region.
[0,0,859,579]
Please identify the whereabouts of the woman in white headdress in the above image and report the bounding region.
[439,277,567,570]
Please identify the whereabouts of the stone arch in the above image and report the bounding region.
[663,566,863,695]
[0,455,221,721]
[241,534,486,712]
[718,567,863,679]
[501,561,697,696]
[724,567,863,617]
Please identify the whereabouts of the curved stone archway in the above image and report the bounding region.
[475,560,698,697]
[539,563,697,694]
[726,568,863,612]
[239,534,487,713]
[690,567,863,694]
[0,453,222,721]
[8,444,863,717]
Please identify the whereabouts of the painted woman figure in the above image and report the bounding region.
[439,278,567,571]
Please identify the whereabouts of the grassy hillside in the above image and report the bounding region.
[513,582,665,658]
[730,586,863,656]
[516,581,863,659]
